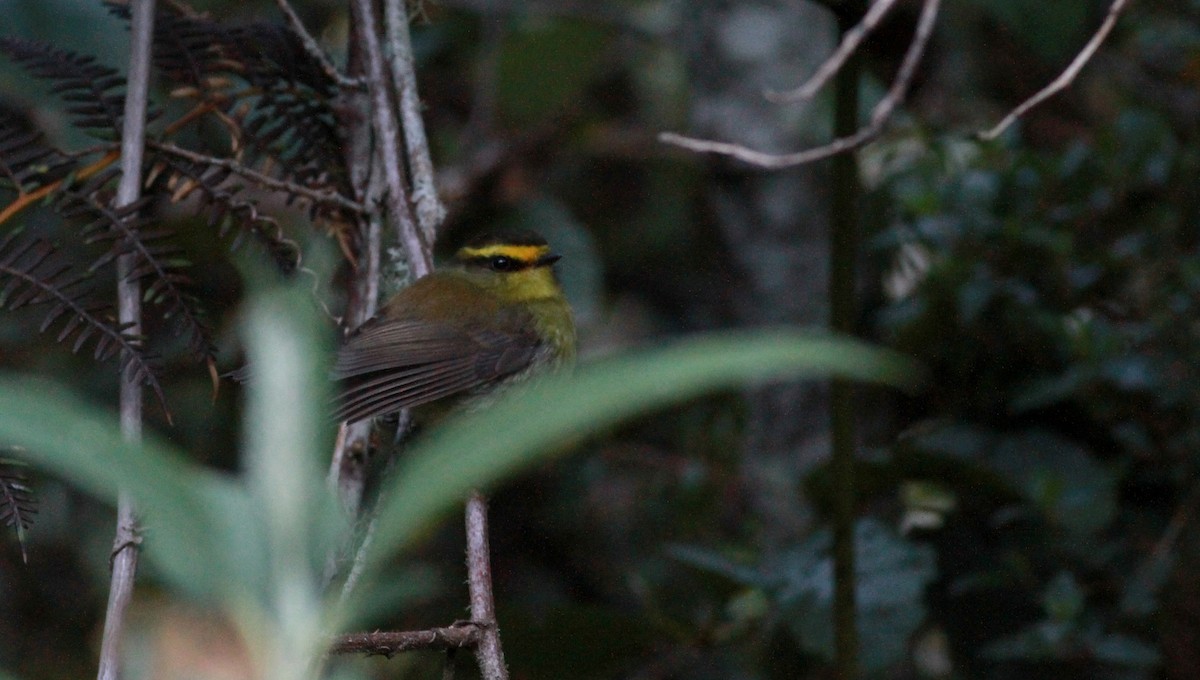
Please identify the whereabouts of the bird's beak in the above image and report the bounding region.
[538,252,563,266]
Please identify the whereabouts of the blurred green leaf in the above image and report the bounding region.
[991,430,1118,539]
[674,519,936,673]
[782,520,936,673]
[1087,632,1160,667]
[239,276,341,677]
[362,331,920,579]
[0,377,249,598]
[1043,571,1084,622]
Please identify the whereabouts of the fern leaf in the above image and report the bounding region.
[0,231,166,408]
[0,111,77,195]
[0,456,36,563]
[154,156,301,273]
[107,3,350,202]
[51,170,216,362]
[0,38,151,139]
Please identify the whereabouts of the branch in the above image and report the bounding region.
[98,0,156,678]
[350,0,433,279]
[466,492,508,680]
[977,0,1131,141]
[149,141,366,214]
[765,0,901,104]
[384,0,447,242]
[659,0,940,169]
[331,624,480,656]
[272,0,363,90]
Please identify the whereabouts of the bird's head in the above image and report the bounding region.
[453,229,564,302]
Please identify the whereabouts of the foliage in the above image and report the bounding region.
[2,0,1199,679]
[672,518,937,674]
[0,2,344,416]
[0,456,35,563]
[0,272,914,678]
[866,100,1199,676]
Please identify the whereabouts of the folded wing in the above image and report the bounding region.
[333,319,540,423]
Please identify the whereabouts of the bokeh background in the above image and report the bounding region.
[2,0,1199,678]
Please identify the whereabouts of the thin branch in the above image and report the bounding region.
[765,0,901,104]
[272,0,364,90]
[331,625,481,656]
[98,0,156,678]
[977,0,1132,141]
[384,0,447,242]
[149,141,366,214]
[466,492,508,680]
[658,0,940,170]
[350,0,433,278]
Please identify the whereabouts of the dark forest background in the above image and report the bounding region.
[2,0,1199,678]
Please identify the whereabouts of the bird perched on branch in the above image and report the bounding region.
[333,229,576,424]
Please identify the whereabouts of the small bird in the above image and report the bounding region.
[333,229,576,424]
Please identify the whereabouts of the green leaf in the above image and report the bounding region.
[361,330,920,588]
[0,376,245,598]
[781,520,937,673]
[672,519,937,674]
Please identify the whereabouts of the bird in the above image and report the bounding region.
[333,229,576,425]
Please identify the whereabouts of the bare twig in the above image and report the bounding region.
[272,0,364,89]
[659,0,941,169]
[765,0,901,104]
[350,0,433,278]
[978,0,1132,140]
[384,0,447,242]
[150,141,367,214]
[331,625,480,656]
[466,492,508,680]
[98,1,156,678]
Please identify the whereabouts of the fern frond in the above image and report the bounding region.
[155,156,301,273]
[0,38,150,139]
[0,231,165,407]
[225,22,345,190]
[53,171,216,363]
[0,456,36,563]
[0,111,78,195]
[108,4,350,201]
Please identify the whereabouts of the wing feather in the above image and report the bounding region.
[333,317,540,423]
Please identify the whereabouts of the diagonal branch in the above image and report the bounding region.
[272,0,363,89]
[659,0,941,169]
[765,0,901,104]
[977,0,1132,141]
[149,141,366,214]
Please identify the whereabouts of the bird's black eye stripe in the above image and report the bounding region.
[466,255,530,272]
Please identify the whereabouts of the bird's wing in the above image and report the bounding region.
[333,319,540,423]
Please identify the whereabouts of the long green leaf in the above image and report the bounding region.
[363,330,920,578]
[0,377,244,596]
[240,278,339,678]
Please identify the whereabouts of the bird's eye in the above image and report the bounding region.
[489,256,516,272]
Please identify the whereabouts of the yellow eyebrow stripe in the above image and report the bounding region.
[458,244,549,262]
